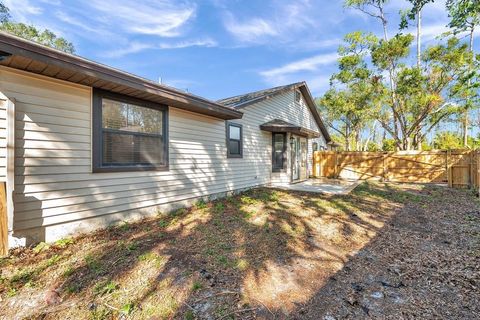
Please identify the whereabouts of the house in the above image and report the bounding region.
[0,32,331,251]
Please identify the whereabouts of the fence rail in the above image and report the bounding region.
[313,150,480,191]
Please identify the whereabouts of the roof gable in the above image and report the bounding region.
[218,82,331,142]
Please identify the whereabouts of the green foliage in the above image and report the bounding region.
[400,0,435,30]
[318,31,384,151]
[93,280,118,296]
[433,131,463,150]
[213,202,225,213]
[382,139,396,151]
[55,238,74,248]
[120,302,135,315]
[0,1,74,53]
[371,34,414,69]
[447,0,480,34]
[195,199,207,209]
[33,242,50,254]
[433,131,480,149]
[184,310,195,320]
[366,141,381,151]
[192,281,202,291]
[46,254,61,267]
[0,2,8,23]
[84,254,104,275]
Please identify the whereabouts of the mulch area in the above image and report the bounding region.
[292,185,480,320]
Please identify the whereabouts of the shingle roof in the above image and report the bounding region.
[259,119,321,138]
[217,82,303,108]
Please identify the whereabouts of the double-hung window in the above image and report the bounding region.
[93,89,168,172]
[226,122,242,158]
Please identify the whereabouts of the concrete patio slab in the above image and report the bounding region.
[270,178,361,195]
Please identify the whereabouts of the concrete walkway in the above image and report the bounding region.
[271,178,360,195]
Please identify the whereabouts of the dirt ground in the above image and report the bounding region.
[0,182,479,320]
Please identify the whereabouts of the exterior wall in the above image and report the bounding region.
[292,91,328,177]
[0,67,329,246]
[0,67,269,246]
[238,89,325,185]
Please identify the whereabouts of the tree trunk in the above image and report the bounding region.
[416,8,421,68]
[463,27,475,147]
[353,130,359,151]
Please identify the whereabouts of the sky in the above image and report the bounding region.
[3,0,476,101]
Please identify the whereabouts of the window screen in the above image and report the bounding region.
[93,90,168,172]
[227,123,242,158]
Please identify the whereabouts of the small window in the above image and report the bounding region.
[93,89,168,172]
[313,142,318,152]
[295,90,301,103]
[226,122,243,158]
[272,133,286,172]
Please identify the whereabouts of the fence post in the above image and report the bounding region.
[477,151,480,196]
[447,150,453,188]
[444,150,448,184]
[470,150,474,189]
[334,151,338,179]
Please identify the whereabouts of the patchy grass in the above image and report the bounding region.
[0,182,479,319]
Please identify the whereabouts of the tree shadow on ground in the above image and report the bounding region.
[1,181,445,319]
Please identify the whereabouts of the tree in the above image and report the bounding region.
[0,1,74,53]
[433,131,463,149]
[340,1,475,151]
[317,32,380,151]
[323,30,470,150]
[382,138,396,151]
[400,0,434,68]
[446,0,480,146]
[345,0,403,146]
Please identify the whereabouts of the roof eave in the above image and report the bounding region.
[0,32,243,120]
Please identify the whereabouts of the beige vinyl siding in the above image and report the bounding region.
[0,66,328,245]
[237,89,324,183]
[0,67,269,244]
[293,92,327,177]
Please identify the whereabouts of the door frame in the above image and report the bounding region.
[290,134,308,183]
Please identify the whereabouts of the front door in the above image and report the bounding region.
[291,135,307,182]
[292,136,300,181]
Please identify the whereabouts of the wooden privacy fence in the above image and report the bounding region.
[313,150,480,190]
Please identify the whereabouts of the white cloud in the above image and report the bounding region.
[87,0,196,37]
[259,53,338,96]
[102,42,155,58]
[55,11,100,34]
[222,0,321,44]
[158,38,217,49]
[224,14,278,43]
[39,0,61,5]
[3,0,42,22]
[260,52,338,79]
[102,38,217,58]
[420,23,451,42]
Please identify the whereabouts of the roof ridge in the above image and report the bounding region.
[217,82,305,105]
